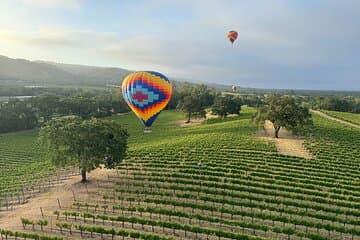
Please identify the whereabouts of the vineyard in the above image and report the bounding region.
[1,110,360,240]
[0,130,77,211]
[321,110,360,126]
[0,130,54,209]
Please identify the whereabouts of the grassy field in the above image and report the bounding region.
[111,108,273,152]
[1,109,360,240]
[322,110,360,125]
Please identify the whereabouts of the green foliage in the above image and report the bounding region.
[0,130,54,204]
[312,96,360,113]
[2,107,359,240]
[304,114,360,166]
[177,95,202,122]
[0,90,129,133]
[0,229,63,240]
[36,219,48,226]
[256,95,313,137]
[20,218,48,231]
[103,109,358,239]
[70,222,266,240]
[176,84,216,122]
[322,110,360,125]
[21,217,34,229]
[109,110,274,152]
[211,95,241,118]
[39,117,128,181]
[0,99,38,133]
[56,222,72,232]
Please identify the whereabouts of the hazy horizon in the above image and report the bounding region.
[1,0,360,91]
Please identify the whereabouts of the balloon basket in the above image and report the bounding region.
[144,127,152,133]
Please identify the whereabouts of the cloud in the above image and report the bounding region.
[22,0,81,8]
[0,0,359,90]
[0,28,117,48]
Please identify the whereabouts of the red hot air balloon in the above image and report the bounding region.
[227,30,238,45]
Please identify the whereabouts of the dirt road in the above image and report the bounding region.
[0,168,113,230]
[310,110,360,129]
[257,120,314,159]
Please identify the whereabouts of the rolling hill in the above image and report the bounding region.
[1,109,359,240]
[0,55,131,87]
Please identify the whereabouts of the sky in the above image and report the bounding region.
[0,0,359,90]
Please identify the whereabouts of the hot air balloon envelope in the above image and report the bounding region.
[227,30,238,44]
[122,71,172,129]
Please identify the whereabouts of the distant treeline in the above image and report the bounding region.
[171,84,264,108]
[2,83,358,134]
[310,96,360,113]
[168,84,263,122]
[0,85,86,97]
[0,90,129,133]
[0,84,264,134]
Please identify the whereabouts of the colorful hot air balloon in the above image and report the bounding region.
[227,30,238,45]
[122,71,172,132]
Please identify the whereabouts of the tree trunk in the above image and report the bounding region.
[274,126,281,138]
[186,112,191,123]
[81,166,87,182]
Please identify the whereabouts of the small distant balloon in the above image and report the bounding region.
[227,30,238,45]
[232,85,237,92]
[121,71,172,131]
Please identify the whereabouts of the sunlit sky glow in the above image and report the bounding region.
[1,0,359,90]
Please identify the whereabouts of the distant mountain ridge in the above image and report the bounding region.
[0,55,131,86]
[2,55,357,95]
[0,55,229,90]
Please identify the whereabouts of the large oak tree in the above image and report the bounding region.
[39,116,129,182]
[256,95,312,138]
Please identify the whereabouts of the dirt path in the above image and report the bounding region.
[257,120,314,159]
[310,109,360,129]
[177,119,204,127]
[0,168,113,230]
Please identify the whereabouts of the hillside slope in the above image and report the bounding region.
[0,55,130,86]
[321,110,360,126]
[1,110,359,240]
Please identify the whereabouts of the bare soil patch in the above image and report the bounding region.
[257,120,314,159]
[177,119,204,127]
[176,113,238,127]
[0,168,114,230]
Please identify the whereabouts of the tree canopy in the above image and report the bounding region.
[176,84,216,123]
[211,95,242,118]
[0,91,129,134]
[39,117,129,182]
[0,99,38,133]
[311,96,360,113]
[256,95,312,138]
